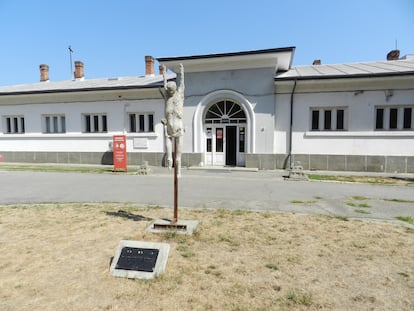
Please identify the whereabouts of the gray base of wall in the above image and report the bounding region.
[1,151,412,173]
[0,151,203,168]
[246,154,414,174]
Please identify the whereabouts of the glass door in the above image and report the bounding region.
[204,100,247,167]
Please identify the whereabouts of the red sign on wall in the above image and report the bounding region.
[113,135,127,172]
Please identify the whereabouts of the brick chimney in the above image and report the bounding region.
[74,61,84,80]
[145,56,154,75]
[386,49,400,61]
[39,64,49,82]
[312,59,321,65]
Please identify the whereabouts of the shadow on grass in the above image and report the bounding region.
[105,210,153,222]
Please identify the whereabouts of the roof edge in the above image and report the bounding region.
[157,47,296,62]
[275,70,414,81]
[0,84,163,96]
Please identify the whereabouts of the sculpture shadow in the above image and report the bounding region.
[105,210,152,222]
[101,151,113,165]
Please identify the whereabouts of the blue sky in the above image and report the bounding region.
[0,0,413,86]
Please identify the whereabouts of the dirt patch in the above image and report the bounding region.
[0,203,413,310]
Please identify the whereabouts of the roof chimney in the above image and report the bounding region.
[312,59,321,65]
[145,56,154,76]
[39,64,49,82]
[386,49,400,61]
[74,61,84,80]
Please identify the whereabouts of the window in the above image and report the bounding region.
[3,116,25,134]
[206,127,212,152]
[311,111,319,130]
[375,106,414,130]
[310,108,347,131]
[403,108,412,129]
[389,108,398,129]
[205,100,246,124]
[336,110,344,130]
[83,114,107,133]
[216,128,223,152]
[128,113,154,133]
[43,115,66,133]
[376,108,384,129]
[239,127,245,153]
[324,110,332,130]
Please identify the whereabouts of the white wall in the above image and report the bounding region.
[274,93,291,154]
[184,68,276,154]
[285,88,414,156]
[0,98,166,153]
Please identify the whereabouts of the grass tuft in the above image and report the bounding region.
[335,215,349,221]
[265,263,279,270]
[284,289,313,307]
[307,174,412,185]
[384,198,414,203]
[395,216,414,225]
[352,196,371,200]
[355,209,371,214]
[291,200,316,204]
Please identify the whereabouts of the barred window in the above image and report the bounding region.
[83,114,107,133]
[3,116,25,134]
[375,106,413,130]
[310,108,347,131]
[43,115,66,133]
[128,113,154,133]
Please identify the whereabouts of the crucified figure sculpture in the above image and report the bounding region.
[161,63,185,177]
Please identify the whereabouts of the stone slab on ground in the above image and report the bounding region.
[109,240,170,280]
[146,219,199,235]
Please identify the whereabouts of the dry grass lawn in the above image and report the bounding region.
[0,203,413,311]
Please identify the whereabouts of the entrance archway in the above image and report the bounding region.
[204,100,246,166]
[193,90,255,167]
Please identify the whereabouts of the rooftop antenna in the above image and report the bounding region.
[68,46,74,79]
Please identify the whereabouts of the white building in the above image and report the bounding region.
[0,47,413,173]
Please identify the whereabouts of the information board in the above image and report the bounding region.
[113,135,127,172]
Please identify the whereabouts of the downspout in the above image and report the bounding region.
[287,79,297,170]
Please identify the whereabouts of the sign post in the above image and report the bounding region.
[113,135,127,172]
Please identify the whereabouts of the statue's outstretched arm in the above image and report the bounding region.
[178,63,184,92]
[162,65,168,90]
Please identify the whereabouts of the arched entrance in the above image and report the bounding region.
[204,100,247,166]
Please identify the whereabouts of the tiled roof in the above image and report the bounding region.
[0,74,175,95]
[276,59,414,80]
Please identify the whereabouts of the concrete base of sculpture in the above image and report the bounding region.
[146,219,199,236]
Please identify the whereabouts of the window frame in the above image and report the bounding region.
[310,107,347,131]
[82,113,108,133]
[43,114,66,134]
[127,112,155,133]
[3,115,25,134]
[375,106,414,131]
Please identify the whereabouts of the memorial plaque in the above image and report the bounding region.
[110,240,170,279]
[115,247,159,272]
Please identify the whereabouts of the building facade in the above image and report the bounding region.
[0,47,413,172]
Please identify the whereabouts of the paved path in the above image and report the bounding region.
[0,168,413,226]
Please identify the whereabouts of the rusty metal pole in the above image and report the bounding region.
[173,137,178,224]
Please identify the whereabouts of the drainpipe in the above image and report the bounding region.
[287,79,297,170]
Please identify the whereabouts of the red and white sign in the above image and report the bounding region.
[113,135,127,172]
